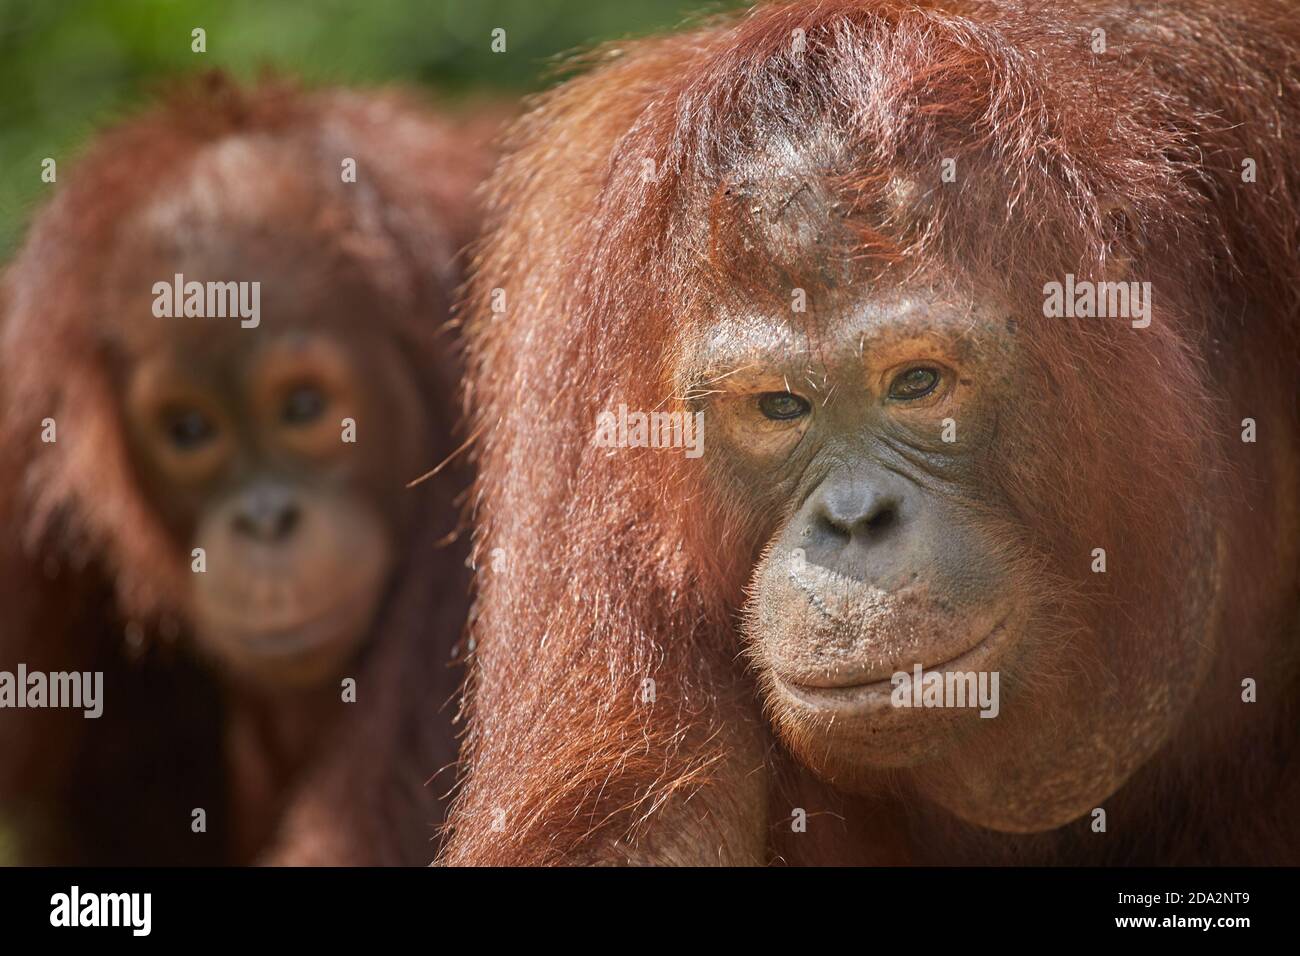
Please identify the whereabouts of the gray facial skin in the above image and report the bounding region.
[682,288,1217,832]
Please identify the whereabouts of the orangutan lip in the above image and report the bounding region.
[204,590,368,657]
[773,614,1013,708]
[245,616,344,655]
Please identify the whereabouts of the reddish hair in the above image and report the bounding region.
[447,0,1299,863]
[2,72,490,620]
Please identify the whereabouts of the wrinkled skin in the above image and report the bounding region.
[686,287,1217,834]
[439,0,1300,867]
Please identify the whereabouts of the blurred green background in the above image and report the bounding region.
[0,0,741,254]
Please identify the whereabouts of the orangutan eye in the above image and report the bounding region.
[757,392,811,421]
[164,407,216,450]
[282,384,327,425]
[887,367,941,401]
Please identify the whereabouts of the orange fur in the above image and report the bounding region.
[449,0,1299,864]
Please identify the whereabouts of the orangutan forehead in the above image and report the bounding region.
[715,156,929,234]
[675,291,1007,387]
[129,133,398,259]
[137,135,319,235]
[696,158,935,300]
[103,133,415,331]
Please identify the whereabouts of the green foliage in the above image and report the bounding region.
[0,0,738,253]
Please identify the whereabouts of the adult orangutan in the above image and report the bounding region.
[444,0,1300,864]
[0,75,495,864]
